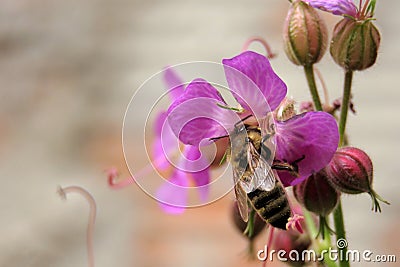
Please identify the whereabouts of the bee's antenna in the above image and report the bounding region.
[234,114,253,127]
[209,135,229,141]
[241,114,253,122]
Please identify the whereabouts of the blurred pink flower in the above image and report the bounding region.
[154,68,210,214]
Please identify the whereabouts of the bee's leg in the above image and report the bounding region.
[271,161,294,172]
[291,155,306,173]
[272,155,305,177]
[209,135,229,141]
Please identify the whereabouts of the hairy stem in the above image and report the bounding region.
[58,186,96,267]
[304,64,323,111]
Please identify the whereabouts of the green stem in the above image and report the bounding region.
[244,209,255,238]
[303,209,337,267]
[304,64,323,111]
[333,69,354,267]
[324,215,332,245]
[339,70,353,146]
[334,201,349,267]
[303,208,318,238]
[322,249,339,267]
[248,240,255,258]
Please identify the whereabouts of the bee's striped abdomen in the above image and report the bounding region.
[247,183,291,230]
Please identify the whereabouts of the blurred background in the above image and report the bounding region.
[0,0,398,266]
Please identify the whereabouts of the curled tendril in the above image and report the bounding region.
[242,37,276,59]
[106,167,135,189]
[58,186,97,267]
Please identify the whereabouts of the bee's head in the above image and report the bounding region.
[233,123,247,134]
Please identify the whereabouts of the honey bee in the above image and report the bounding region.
[228,114,302,230]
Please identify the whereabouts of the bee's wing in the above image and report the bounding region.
[259,113,276,166]
[230,125,251,222]
[253,156,276,191]
[249,142,276,192]
[234,183,249,222]
[235,140,276,193]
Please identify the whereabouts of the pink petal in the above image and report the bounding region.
[156,170,188,214]
[167,79,239,146]
[154,111,167,137]
[152,111,179,170]
[275,111,339,186]
[183,146,211,202]
[152,137,170,170]
[305,0,358,17]
[163,67,185,101]
[181,145,210,172]
[223,51,287,117]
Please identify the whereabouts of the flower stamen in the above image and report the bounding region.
[286,213,304,234]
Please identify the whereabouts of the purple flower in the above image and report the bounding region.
[304,0,375,19]
[304,0,358,17]
[167,51,339,186]
[154,68,211,214]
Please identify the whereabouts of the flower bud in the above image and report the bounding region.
[330,18,380,71]
[325,147,389,212]
[325,147,372,194]
[231,201,266,240]
[293,171,340,216]
[294,171,339,239]
[283,1,328,66]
